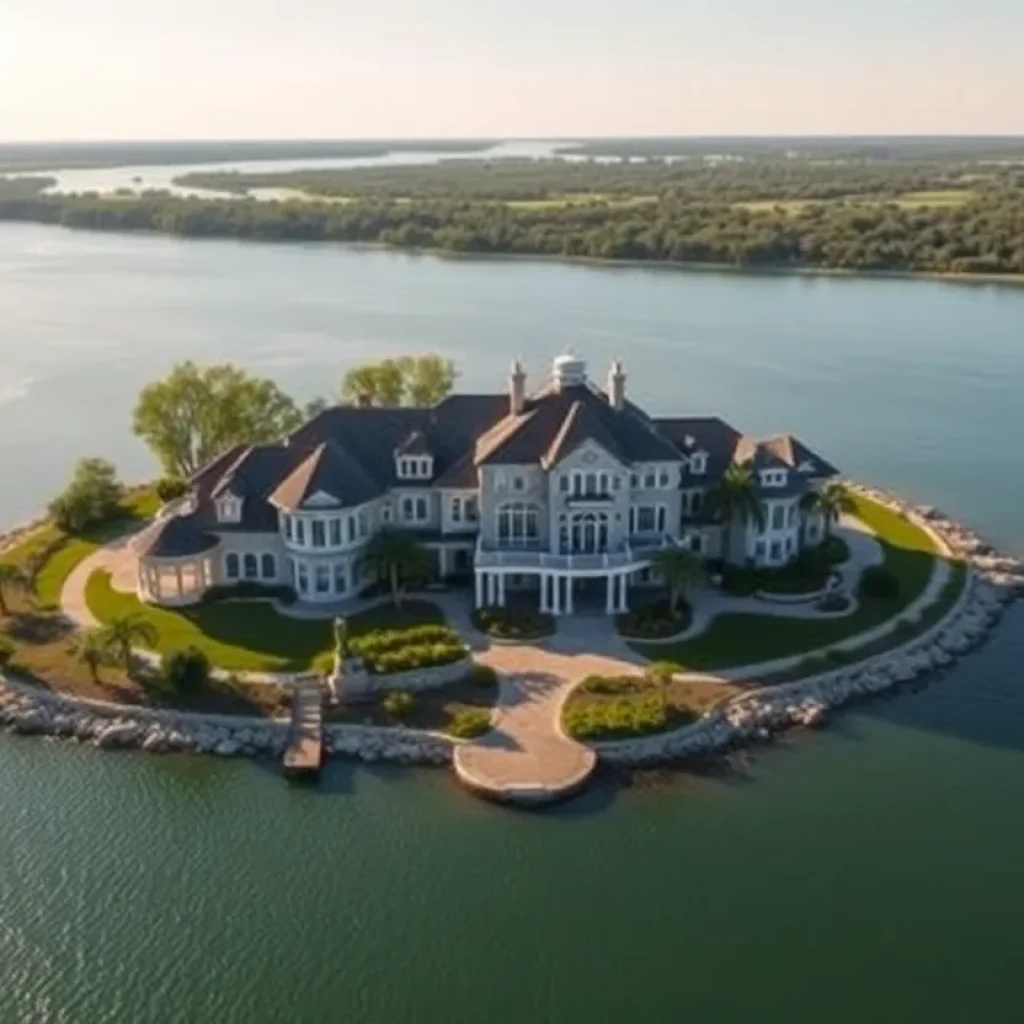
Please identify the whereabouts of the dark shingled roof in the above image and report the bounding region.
[479,382,680,467]
[394,429,432,457]
[269,441,380,511]
[732,433,839,496]
[653,416,743,481]
[135,515,219,559]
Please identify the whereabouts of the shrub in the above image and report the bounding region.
[563,693,672,741]
[722,567,760,597]
[466,664,498,689]
[155,477,190,503]
[472,605,554,639]
[163,645,210,693]
[579,674,647,695]
[381,690,416,720]
[312,650,336,677]
[645,662,677,686]
[859,566,901,601]
[449,708,491,738]
[616,600,689,639]
[47,457,122,534]
[0,633,14,668]
[365,641,466,676]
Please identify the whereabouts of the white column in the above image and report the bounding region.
[565,575,574,615]
[497,573,506,608]
[475,571,484,608]
[486,573,495,606]
[438,547,449,579]
[605,574,615,614]
[551,574,561,616]
[539,573,549,613]
[617,574,628,613]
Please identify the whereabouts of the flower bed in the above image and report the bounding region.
[471,605,555,640]
[349,624,468,675]
[616,600,691,639]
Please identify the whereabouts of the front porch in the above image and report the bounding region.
[474,568,632,616]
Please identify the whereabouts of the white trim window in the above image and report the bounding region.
[396,456,433,480]
[496,502,540,547]
[630,504,666,534]
[401,495,429,523]
[689,453,708,475]
[216,495,242,523]
[760,469,787,488]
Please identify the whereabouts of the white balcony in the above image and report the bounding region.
[474,535,679,573]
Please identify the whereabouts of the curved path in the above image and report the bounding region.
[59,517,952,803]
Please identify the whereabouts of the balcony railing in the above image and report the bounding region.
[475,535,679,572]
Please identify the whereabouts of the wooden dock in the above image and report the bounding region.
[283,679,324,778]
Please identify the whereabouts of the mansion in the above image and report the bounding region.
[134,353,838,614]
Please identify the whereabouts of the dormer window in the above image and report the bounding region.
[216,494,242,523]
[689,453,708,475]
[759,469,787,488]
[797,459,816,474]
[397,456,433,480]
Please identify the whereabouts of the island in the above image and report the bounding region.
[0,352,1021,804]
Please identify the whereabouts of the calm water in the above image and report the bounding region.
[0,223,1022,1022]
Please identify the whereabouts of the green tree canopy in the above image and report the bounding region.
[132,362,303,478]
[47,458,122,534]
[341,355,456,408]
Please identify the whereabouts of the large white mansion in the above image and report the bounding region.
[134,353,837,614]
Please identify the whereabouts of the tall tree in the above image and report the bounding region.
[0,563,30,616]
[340,355,456,408]
[650,547,705,615]
[707,463,765,561]
[132,362,302,478]
[47,458,122,534]
[801,481,855,539]
[364,528,431,608]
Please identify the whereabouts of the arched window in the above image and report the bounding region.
[496,503,540,547]
[225,553,240,580]
[261,553,276,579]
[243,553,258,579]
[569,511,609,554]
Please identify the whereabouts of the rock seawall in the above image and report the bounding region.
[594,489,1023,767]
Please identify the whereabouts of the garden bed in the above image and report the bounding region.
[471,604,555,641]
[562,670,742,741]
[616,600,691,640]
[324,663,497,736]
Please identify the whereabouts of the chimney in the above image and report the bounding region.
[509,359,526,416]
[608,360,626,411]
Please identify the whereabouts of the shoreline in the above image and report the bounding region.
[3,217,1024,291]
[1,485,1021,778]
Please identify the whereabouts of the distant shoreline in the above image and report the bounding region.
[3,216,1024,290]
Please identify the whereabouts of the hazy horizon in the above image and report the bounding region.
[2,0,1022,141]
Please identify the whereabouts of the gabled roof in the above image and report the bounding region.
[733,433,837,477]
[269,440,380,511]
[479,382,680,467]
[653,416,743,480]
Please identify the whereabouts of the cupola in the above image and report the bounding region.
[552,352,587,390]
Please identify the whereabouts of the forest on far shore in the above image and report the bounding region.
[2,142,1023,276]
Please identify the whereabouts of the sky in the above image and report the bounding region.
[1,0,1022,140]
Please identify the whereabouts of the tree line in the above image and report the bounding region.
[2,158,1024,275]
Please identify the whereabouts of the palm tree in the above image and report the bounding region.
[70,629,109,682]
[706,463,765,563]
[651,547,705,616]
[801,482,855,541]
[0,563,30,616]
[364,528,431,609]
[101,615,159,675]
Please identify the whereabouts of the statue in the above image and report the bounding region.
[333,616,349,661]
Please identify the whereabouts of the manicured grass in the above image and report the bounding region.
[1,488,161,610]
[632,495,943,672]
[85,569,445,672]
[892,189,975,209]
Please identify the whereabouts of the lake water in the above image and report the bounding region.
[0,222,1022,1022]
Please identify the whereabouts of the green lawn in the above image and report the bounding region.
[2,488,161,610]
[85,569,445,672]
[631,494,945,672]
